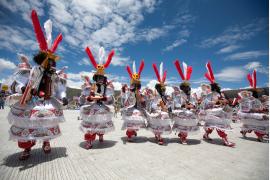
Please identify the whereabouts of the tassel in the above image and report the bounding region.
[104,50,114,68]
[50,33,62,53]
[85,47,97,69]
[174,60,185,80]
[152,63,161,82]
[126,66,133,78]
[247,74,253,88]
[44,19,52,48]
[31,10,48,51]
[253,70,257,88]
[206,61,215,82]
[138,60,144,76]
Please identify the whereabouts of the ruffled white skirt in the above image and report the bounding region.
[238,112,269,134]
[146,111,172,135]
[8,99,65,141]
[121,106,147,130]
[80,103,115,134]
[200,108,232,131]
[172,109,199,134]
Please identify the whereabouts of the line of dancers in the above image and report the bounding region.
[5,10,269,160]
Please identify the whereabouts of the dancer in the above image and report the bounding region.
[122,60,147,141]
[80,46,115,149]
[199,61,235,147]
[146,62,171,145]
[172,60,199,144]
[238,70,269,142]
[7,10,65,160]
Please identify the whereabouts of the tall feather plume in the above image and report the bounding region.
[50,33,62,53]
[159,62,163,80]
[138,60,144,76]
[85,47,97,69]
[98,47,105,64]
[247,74,253,88]
[132,61,136,74]
[162,70,167,82]
[252,70,257,88]
[174,60,185,80]
[205,73,214,84]
[104,50,114,68]
[44,19,52,48]
[182,62,188,80]
[152,63,161,82]
[206,61,215,82]
[31,10,48,51]
[186,66,192,80]
[126,66,133,78]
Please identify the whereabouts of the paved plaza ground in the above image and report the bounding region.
[0,108,268,180]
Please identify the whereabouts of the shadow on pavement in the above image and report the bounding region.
[170,138,201,145]
[120,136,148,144]
[1,147,67,171]
[202,138,228,146]
[79,140,117,149]
[148,137,169,146]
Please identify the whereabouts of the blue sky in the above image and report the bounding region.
[0,0,268,90]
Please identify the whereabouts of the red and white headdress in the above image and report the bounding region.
[152,62,167,84]
[31,10,62,56]
[81,75,91,88]
[174,60,193,81]
[56,66,68,80]
[17,53,31,70]
[85,46,114,75]
[247,69,257,89]
[126,60,144,83]
[204,61,215,84]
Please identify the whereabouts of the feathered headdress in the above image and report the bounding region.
[204,61,215,84]
[126,60,144,84]
[247,69,257,89]
[17,53,31,70]
[56,66,68,80]
[174,60,193,85]
[31,10,62,67]
[81,75,91,87]
[85,46,114,75]
[152,62,167,84]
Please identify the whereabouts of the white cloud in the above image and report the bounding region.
[112,81,122,91]
[244,61,269,74]
[216,45,241,54]
[200,18,268,48]
[0,58,16,72]
[225,50,268,61]
[216,66,247,82]
[146,79,158,90]
[163,39,187,52]
[78,58,90,66]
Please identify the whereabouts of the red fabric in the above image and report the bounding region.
[85,47,97,69]
[254,131,265,138]
[126,130,136,138]
[178,132,188,138]
[206,61,215,81]
[50,33,63,53]
[216,129,227,138]
[247,74,253,88]
[205,128,213,134]
[104,50,115,68]
[31,10,48,51]
[186,66,192,80]
[84,133,96,141]
[18,141,36,149]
